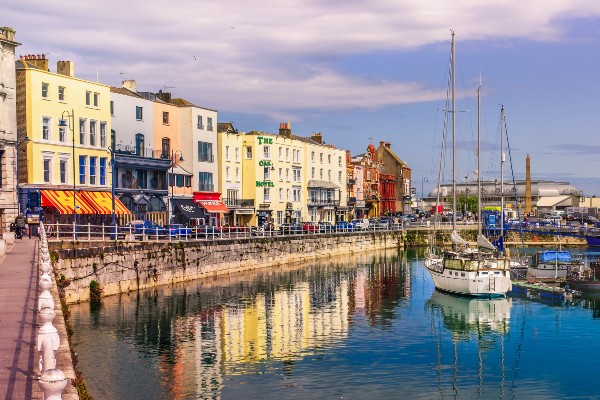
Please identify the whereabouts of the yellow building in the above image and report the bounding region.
[16,55,122,224]
[241,129,305,226]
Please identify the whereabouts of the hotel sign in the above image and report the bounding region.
[257,136,273,145]
[256,181,275,187]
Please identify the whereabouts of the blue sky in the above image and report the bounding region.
[5,0,600,196]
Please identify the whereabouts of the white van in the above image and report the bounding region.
[351,218,370,230]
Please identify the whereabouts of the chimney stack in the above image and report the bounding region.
[57,60,74,77]
[311,132,323,144]
[23,54,49,71]
[385,142,391,149]
[157,90,172,103]
[379,140,385,148]
[122,79,137,93]
[279,122,292,138]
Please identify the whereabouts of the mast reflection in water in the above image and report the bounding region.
[428,291,511,400]
[71,248,600,400]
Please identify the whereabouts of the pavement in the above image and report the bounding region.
[0,236,42,399]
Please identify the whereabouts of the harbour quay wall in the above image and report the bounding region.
[49,231,403,304]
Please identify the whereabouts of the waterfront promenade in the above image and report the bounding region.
[0,237,42,399]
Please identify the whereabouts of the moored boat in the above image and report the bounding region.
[528,250,583,279]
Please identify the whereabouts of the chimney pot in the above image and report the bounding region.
[380,141,385,147]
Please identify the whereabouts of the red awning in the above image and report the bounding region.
[197,200,229,213]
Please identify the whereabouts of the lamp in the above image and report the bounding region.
[59,109,76,237]
[15,135,30,215]
[107,145,116,227]
[169,150,184,225]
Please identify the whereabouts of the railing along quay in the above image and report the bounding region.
[37,222,70,399]
[42,221,469,242]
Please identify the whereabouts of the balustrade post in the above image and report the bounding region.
[39,368,68,400]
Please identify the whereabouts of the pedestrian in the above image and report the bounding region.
[15,213,26,239]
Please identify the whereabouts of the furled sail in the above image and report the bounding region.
[451,230,470,247]
[477,234,497,252]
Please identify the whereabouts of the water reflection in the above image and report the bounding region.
[427,291,512,400]
[71,250,411,399]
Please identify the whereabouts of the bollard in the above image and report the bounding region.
[37,306,60,352]
[39,277,54,311]
[39,368,68,400]
[39,336,56,373]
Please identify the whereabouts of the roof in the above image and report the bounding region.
[536,195,572,207]
[217,122,237,134]
[110,86,144,98]
[171,164,193,176]
[378,145,408,168]
[307,180,340,189]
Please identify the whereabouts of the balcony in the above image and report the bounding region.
[223,198,255,208]
[307,199,341,207]
[347,179,356,185]
[198,153,215,163]
[198,183,214,191]
[113,144,168,160]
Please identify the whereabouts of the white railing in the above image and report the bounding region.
[42,221,427,242]
[37,222,69,398]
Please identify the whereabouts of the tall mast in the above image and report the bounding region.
[451,31,456,231]
[500,106,505,240]
[477,85,482,237]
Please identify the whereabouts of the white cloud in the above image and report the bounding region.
[6,0,600,115]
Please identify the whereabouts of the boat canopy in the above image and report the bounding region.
[540,251,572,263]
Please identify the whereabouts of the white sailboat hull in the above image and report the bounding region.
[425,257,512,297]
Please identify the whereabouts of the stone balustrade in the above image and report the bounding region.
[36,223,69,398]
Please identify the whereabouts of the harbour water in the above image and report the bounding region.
[70,247,600,399]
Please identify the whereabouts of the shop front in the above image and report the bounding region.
[193,192,229,226]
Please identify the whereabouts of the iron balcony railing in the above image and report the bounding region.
[223,198,255,208]
[307,199,341,207]
[198,153,214,163]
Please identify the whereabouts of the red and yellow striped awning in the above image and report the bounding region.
[80,191,130,215]
[41,190,97,214]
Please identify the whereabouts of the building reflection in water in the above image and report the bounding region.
[427,291,512,400]
[71,249,412,399]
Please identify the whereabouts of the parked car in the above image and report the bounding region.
[318,221,335,233]
[542,215,562,225]
[194,225,221,238]
[165,224,194,238]
[279,223,303,235]
[126,220,169,237]
[378,217,394,228]
[302,222,320,233]
[351,219,370,230]
[369,218,389,230]
[334,221,357,232]
[583,216,600,226]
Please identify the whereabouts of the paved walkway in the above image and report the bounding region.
[0,237,41,399]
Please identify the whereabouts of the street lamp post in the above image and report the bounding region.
[169,150,184,225]
[59,109,76,237]
[107,145,116,226]
[15,135,30,215]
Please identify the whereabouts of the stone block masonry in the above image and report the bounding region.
[50,232,403,304]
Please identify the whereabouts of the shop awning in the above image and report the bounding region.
[40,190,97,214]
[173,198,206,219]
[80,191,131,215]
[197,200,229,213]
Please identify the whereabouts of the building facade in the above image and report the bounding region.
[376,141,411,214]
[0,27,20,233]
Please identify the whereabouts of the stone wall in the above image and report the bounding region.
[50,231,403,304]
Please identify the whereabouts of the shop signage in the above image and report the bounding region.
[257,136,273,145]
[258,160,272,167]
[256,181,275,187]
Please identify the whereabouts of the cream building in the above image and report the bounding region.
[0,27,20,233]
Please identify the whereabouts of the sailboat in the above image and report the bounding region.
[424,32,512,298]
